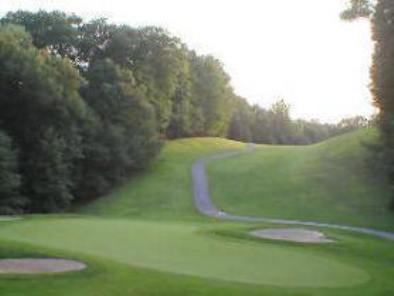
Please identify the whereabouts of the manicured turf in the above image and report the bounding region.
[1,216,394,295]
[0,218,369,287]
[208,129,394,231]
[1,133,394,295]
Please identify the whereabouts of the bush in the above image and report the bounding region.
[0,131,24,214]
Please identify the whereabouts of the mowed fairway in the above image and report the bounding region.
[208,129,394,231]
[0,135,394,295]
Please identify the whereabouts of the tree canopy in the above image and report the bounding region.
[341,0,373,20]
[0,10,367,213]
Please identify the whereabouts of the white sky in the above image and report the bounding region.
[0,0,375,123]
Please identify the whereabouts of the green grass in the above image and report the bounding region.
[0,216,394,296]
[1,217,394,295]
[0,218,369,287]
[1,132,394,295]
[209,129,394,231]
[81,137,245,221]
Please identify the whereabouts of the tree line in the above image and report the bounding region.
[342,0,394,209]
[0,11,366,214]
[227,98,369,144]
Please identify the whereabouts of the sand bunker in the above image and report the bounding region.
[250,228,333,243]
[0,259,86,274]
[0,216,21,222]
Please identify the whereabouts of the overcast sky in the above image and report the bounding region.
[0,0,375,123]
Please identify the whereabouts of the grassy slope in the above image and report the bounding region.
[209,129,394,230]
[1,133,394,295]
[81,137,245,221]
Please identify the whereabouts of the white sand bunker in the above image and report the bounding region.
[250,228,333,243]
[0,259,86,274]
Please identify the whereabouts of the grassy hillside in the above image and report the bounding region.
[209,129,394,230]
[81,137,245,220]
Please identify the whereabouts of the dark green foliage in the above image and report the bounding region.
[369,0,394,207]
[29,129,77,212]
[166,81,193,138]
[227,98,253,142]
[76,59,161,198]
[249,106,275,143]
[228,96,361,145]
[0,17,165,212]
[78,18,116,65]
[269,99,293,144]
[0,24,86,212]
[0,131,24,214]
[103,26,185,133]
[341,0,394,209]
[1,10,82,61]
[189,54,233,136]
[166,53,194,138]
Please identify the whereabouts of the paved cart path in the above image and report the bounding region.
[192,144,394,241]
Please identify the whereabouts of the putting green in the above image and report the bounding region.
[0,218,369,287]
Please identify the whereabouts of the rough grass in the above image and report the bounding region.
[208,129,394,230]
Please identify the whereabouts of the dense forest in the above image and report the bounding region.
[0,11,368,214]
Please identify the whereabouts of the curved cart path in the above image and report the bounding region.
[192,144,394,241]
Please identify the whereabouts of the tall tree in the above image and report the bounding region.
[342,0,394,208]
[0,24,86,212]
[189,54,233,136]
[2,10,82,61]
[341,0,373,20]
[78,18,116,66]
[0,130,24,214]
[370,0,394,207]
[77,59,161,198]
[269,99,293,144]
[103,26,185,133]
[166,65,193,138]
[228,97,253,142]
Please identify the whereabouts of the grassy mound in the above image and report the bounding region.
[208,129,394,230]
[81,137,244,221]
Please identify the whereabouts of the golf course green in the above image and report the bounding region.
[0,218,369,287]
[0,132,394,295]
